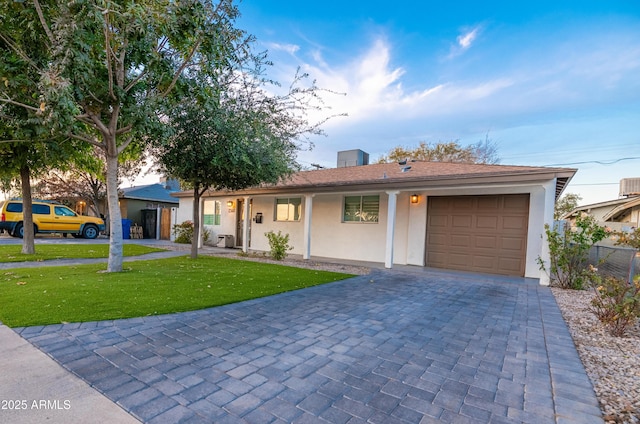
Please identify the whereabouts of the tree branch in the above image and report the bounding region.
[32,0,55,44]
[68,132,104,148]
[161,39,203,98]
[0,34,41,72]
[116,135,134,155]
[0,95,40,112]
[102,10,116,100]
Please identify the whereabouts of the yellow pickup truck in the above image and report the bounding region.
[0,199,105,239]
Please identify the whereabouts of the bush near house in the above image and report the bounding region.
[265,230,293,260]
[540,214,608,290]
[173,221,210,244]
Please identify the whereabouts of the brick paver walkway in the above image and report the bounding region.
[16,269,602,423]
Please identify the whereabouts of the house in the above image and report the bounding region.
[172,150,576,285]
[562,178,640,231]
[119,180,180,239]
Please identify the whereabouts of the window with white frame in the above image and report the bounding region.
[343,195,380,222]
[203,200,221,225]
[275,197,301,221]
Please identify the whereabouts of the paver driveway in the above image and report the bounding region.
[16,269,602,423]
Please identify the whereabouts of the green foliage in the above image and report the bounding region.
[590,274,640,337]
[377,138,499,164]
[539,214,609,289]
[554,193,582,220]
[265,230,293,260]
[173,221,210,244]
[614,227,640,250]
[0,256,354,327]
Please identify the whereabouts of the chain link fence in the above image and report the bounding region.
[589,245,640,283]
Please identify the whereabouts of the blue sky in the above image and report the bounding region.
[235,0,640,206]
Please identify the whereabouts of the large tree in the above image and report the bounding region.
[1,0,270,271]
[155,65,334,258]
[377,138,499,164]
[555,193,582,220]
[0,1,81,253]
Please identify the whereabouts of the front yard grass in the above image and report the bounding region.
[0,244,166,262]
[0,256,354,327]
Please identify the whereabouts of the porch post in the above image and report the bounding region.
[242,196,250,253]
[385,190,399,268]
[303,194,314,260]
[539,178,557,286]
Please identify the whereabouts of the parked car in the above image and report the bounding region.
[0,199,105,239]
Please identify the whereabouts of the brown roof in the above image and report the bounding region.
[173,161,577,199]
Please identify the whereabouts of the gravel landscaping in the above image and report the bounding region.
[553,288,639,424]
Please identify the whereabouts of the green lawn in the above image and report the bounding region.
[0,256,354,327]
[0,244,166,262]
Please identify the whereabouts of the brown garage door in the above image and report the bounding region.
[426,194,530,276]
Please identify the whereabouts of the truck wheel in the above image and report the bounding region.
[14,223,37,238]
[82,225,99,239]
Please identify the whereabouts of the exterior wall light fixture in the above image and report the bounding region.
[227,200,234,208]
[410,194,419,204]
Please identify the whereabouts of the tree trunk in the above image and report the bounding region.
[19,166,35,254]
[105,152,123,272]
[191,185,200,259]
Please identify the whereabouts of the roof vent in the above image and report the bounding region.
[619,178,640,197]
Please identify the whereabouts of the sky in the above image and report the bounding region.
[227,0,640,206]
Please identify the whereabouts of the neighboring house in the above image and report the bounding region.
[119,181,179,239]
[172,150,576,284]
[562,178,640,231]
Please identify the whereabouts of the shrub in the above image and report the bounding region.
[538,214,608,289]
[173,221,210,244]
[264,230,292,260]
[590,273,640,337]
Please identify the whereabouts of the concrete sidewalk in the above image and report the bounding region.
[0,323,139,424]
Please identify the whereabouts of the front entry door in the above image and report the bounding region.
[235,199,251,247]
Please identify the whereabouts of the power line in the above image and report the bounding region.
[544,156,640,167]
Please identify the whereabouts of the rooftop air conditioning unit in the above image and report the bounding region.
[619,178,640,197]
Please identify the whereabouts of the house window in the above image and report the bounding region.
[343,195,379,222]
[275,198,301,221]
[203,200,221,225]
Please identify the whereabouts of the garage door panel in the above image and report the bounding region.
[428,215,449,227]
[452,197,475,209]
[449,235,470,246]
[504,195,530,209]
[428,233,449,246]
[426,194,529,276]
[475,235,497,249]
[498,258,524,273]
[476,216,498,229]
[501,236,526,251]
[502,216,527,230]
[477,196,500,209]
[452,215,472,228]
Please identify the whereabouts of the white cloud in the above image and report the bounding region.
[457,27,479,49]
[265,42,300,55]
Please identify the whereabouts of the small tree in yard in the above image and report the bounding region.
[554,193,582,220]
[539,214,608,290]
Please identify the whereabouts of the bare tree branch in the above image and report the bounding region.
[0,95,40,112]
[0,33,41,72]
[161,39,202,98]
[32,0,55,44]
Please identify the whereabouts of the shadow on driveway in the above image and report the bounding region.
[15,269,602,423]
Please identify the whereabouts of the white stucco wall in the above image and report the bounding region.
[176,179,556,281]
